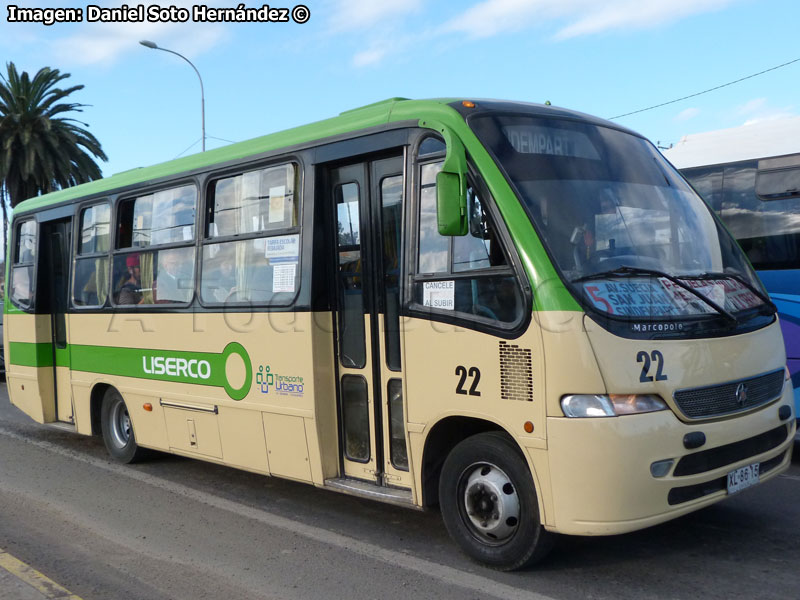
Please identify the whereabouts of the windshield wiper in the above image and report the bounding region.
[682,271,778,314]
[572,265,739,326]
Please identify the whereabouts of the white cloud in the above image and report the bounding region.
[733,97,796,125]
[675,107,700,122]
[326,0,423,33]
[352,45,388,68]
[736,97,767,115]
[4,1,228,67]
[442,0,740,40]
[52,21,227,66]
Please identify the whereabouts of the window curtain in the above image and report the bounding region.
[95,257,109,305]
[140,252,155,304]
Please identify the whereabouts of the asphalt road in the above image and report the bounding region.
[0,385,798,600]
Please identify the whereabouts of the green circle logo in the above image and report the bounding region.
[222,342,252,401]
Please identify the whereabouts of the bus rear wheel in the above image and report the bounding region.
[439,431,553,570]
[100,388,148,463]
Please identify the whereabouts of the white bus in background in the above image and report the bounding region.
[664,117,800,425]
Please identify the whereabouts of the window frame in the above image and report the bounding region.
[197,159,303,309]
[72,199,112,310]
[406,134,531,336]
[111,179,200,308]
[9,217,38,312]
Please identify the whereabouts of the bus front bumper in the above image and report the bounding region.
[543,393,795,536]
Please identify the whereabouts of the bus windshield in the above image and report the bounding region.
[470,114,768,320]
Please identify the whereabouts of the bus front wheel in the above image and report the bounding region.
[100,388,148,463]
[439,432,553,570]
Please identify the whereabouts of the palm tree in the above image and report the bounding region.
[0,62,108,247]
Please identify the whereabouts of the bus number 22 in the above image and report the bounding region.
[637,350,668,382]
[455,366,481,396]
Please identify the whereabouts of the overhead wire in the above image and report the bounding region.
[609,57,800,120]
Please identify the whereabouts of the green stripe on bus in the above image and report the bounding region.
[55,347,71,368]
[8,342,54,367]
[8,342,252,401]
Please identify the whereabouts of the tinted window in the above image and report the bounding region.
[719,161,800,271]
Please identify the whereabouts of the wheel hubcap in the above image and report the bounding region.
[110,400,131,449]
[462,463,520,544]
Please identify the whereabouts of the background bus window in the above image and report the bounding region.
[414,162,523,325]
[200,163,299,306]
[73,203,110,307]
[720,161,800,270]
[11,220,36,309]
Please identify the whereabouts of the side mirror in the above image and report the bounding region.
[436,172,467,236]
[436,130,468,236]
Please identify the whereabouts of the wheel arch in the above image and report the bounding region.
[89,382,113,436]
[421,416,525,508]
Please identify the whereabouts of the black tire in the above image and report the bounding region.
[439,431,553,570]
[100,388,148,463]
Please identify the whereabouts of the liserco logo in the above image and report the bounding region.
[143,356,212,379]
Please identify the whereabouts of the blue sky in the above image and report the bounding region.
[1,0,799,178]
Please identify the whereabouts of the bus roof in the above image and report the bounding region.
[13,97,634,216]
[663,116,800,169]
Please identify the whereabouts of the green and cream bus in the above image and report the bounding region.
[4,98,795,570]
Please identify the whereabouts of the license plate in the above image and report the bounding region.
[727,462,760,495]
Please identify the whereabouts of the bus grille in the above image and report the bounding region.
[673,369,785,419]
[673,425,789,476]
[499,341,533,402]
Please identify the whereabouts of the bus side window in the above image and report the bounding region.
[113,184,198,305]
[414,158,523,326]
[200,162,300,306]
[73,203,110,308]
[11,220,37,309]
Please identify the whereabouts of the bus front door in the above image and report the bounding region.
[39,218,74,424]
[330,155,412,488]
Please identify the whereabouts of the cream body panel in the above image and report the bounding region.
[66,312,324,482]
[546,387,795,535]
[54,365,73,423]
[403,317,545,439]
[263,413,313,483]
[404,316,547,512]
[163,405,223,458]
[7,366,55,423]
[6,312,51,343]
[6,313,57,423]
[583,316,787,414]
[309,312,340,482]
[536,311,606,418]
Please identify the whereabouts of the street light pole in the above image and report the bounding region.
[139,40,206,152]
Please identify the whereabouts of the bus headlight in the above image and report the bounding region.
[561,394,668,417]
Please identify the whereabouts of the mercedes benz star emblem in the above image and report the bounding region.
[735,382,748,406]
